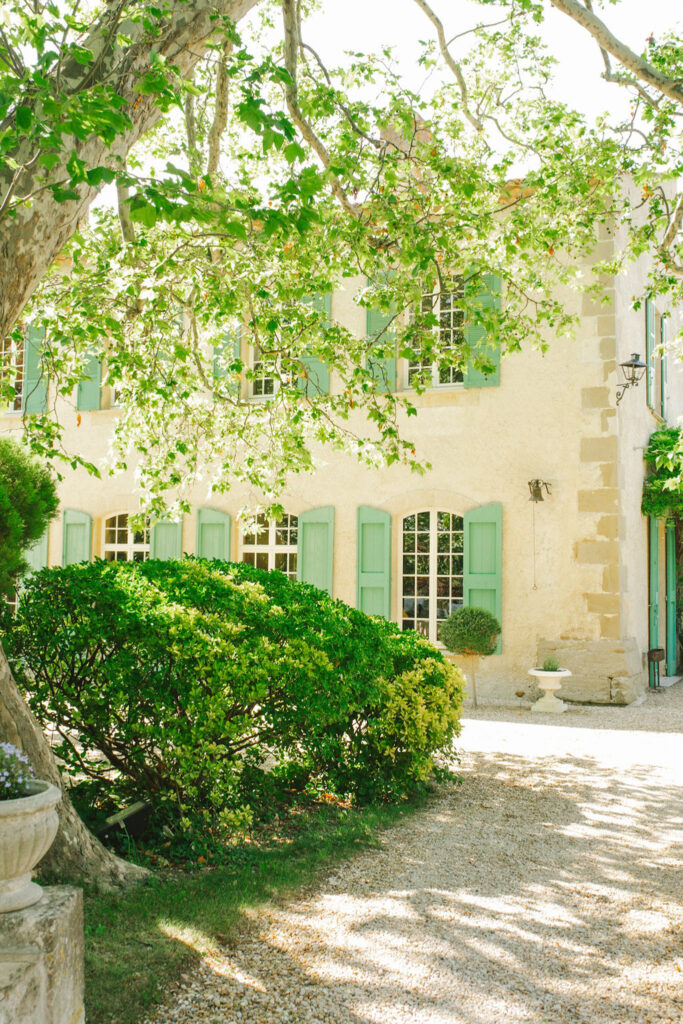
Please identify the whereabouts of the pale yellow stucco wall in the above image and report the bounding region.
[3,255,683,704]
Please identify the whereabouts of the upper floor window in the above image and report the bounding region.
[241,512,298,579]
[401,510,464,641]
[104,514,150,562]
[408,278,465,388]
[252,342,278,397]
[1,333,25,411]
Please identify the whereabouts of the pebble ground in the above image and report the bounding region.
[143,685,683,1024]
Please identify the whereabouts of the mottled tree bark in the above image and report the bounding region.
[0,0,259,343]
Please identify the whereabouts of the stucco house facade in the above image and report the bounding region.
[2,237,681,706]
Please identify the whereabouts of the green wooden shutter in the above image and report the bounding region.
[298,506,334,595]
[464,502,502,652]
[299,293,331,395]
[648,515,659,685]
[77,354,102,411]
[62,510,92,565]
[357,507,391,618]
[196,509,231,560]
[214,329,242,394]
[464,273,501,389]
[660,316,667,421]
[665,520,676,676]
[151,519,183,560]
[25,531,48,573]
[366,278,396,393]
[23,326,47,414]
[645,298,655,410]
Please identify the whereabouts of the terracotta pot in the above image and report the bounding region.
[0,780,61,913]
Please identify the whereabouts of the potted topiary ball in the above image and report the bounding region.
[0,742,61,912]
[440,606,501,709]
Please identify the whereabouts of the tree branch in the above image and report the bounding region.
[281,0,360,218]
[550,0,683,107]
[207,41,232,178]
[410,0,483,131]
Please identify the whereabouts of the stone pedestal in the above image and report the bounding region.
[0,887,84,1024]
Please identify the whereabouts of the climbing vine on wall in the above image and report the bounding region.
[641,429,683,519]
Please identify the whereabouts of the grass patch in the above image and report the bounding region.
[85,796,427,1024]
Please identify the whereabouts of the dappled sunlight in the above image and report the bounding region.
[144,696,683,1024]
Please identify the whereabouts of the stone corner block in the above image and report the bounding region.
[536,637,645,704]
[0,886,84,1024]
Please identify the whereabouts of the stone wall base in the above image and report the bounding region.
[536,637,646,704]
[0,886,84,1024]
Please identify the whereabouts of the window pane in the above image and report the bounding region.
[417,511,430,531]
[256,552,268,570]
[275,552,287,571]
[243,552,255,566]
[403,514,415,531]
[403,555,415,575]
[402,598,415,619]
[416,555,430,575]
[403,576,415,596]
[416,532,430,552]
[403,532,415,553]
[289,553,297,575]
[417,576,430,596]
[437,532,450,553]
[437,512,450,532]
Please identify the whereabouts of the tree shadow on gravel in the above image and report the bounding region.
[165,750,682,1024]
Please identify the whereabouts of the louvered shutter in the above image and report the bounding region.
[151,519,183,560]
[23,326,47,414]
[464,503,502,652]
[214,329,242,394]
[660,315,667,421]
[299,293,331,395]
[62,510,92,565]
[297,506,334,595]
[196,509,231,560]
[645,299,655,410]
[25,531,49,573]
[77,354,102,411]
[356,507,391,618]
[366,277,397,393]
[463,273,501,389]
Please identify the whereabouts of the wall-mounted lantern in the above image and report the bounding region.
[616,353,647,405]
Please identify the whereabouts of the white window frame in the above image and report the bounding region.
[239,513,299,579]
[400,509,464,643]
[406,277,466,390]
[103,512,150,563]
[1,332,25,413]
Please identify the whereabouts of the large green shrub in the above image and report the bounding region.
[0,437,58,597]
[3,558,463,832]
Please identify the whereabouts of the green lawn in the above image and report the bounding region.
[84,799,426,1024]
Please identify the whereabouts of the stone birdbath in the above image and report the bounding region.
[528,666,572,714]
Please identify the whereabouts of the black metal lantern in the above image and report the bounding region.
[616,353,647,405]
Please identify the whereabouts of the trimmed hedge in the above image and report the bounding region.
[3,558,463,833]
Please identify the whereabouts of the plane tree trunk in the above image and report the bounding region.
[0,0,258,343]
[0,643,147,887]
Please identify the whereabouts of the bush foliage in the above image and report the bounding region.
[3,558,463,836]
[0,437,58,597]
[439,605,501,657]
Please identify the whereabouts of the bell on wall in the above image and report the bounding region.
[528,479,551,502]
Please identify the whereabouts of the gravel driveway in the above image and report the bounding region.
[145,686,683,1024]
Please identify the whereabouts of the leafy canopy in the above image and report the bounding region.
[641,427,683,519]
[2,2,683,511]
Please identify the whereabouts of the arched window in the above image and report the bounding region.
[402,510,463,641]
[103,514,150,562]
[241,512,298,579]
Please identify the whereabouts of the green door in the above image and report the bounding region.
[665,520,677,676]
[648,516,660,686]
[356,506,391,618]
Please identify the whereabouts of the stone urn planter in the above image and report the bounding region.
[528,667,572,714]
[0,780,61,913]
